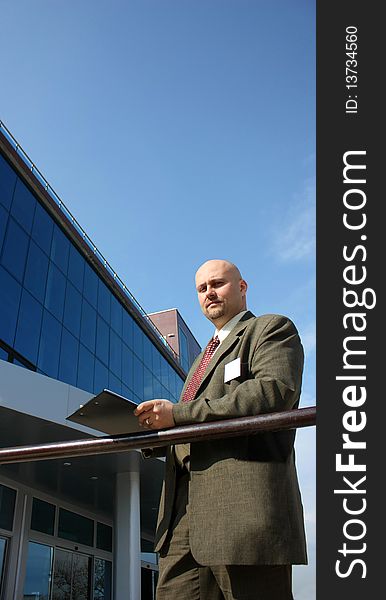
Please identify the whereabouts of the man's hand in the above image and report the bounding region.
[134,399,176,430]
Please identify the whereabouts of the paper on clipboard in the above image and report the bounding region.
[66,389,142,434]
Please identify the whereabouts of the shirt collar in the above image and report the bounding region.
[215,310,248,345]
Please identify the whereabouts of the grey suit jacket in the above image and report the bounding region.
[154,312,308,566]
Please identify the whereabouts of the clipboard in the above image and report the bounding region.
[66,389,142,434]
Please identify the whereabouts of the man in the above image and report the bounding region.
[135,259,307,599]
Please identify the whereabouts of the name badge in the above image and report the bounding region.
[224,358,241,383]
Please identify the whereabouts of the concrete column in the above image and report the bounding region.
[114,451,141,600]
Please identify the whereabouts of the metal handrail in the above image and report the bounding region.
[0,407,315,465]
[0,120,179,363]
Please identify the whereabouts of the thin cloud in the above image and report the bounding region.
[272,179,315,262]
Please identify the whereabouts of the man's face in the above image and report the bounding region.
[195,260,247,330]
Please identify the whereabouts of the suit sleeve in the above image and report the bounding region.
[172,315,304,425]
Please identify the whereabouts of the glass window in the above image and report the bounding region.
[110,296,122,337]
[80,299,97,353]
[38,310,62,378]
[23,541,53,600]
[143,367,154,400]
[122,311,133,348]
[10,178,36,234]
[45,262,66,321]
[160,357,169,389]
[63,281,82,338]
[179,327,189,372]
[0,536,7,595]
[50,224,70,275]
[77,344,95,393]
[132,321,143,359]
[0,484,16,531]
[83,262,98,307]
[0,346,8,361]
[0,204,8,256]
[108,371,121,395]
[94,359,109,395]
[31,201,54,256]
[58,328,79,386]
[96,522,113,552]
[58,508,94,546]
[133,355,144,400]
[68,244,85,292]
[24,240,49,303]
[52,549,91,600]
[14,289,43,365]
[1,217,29,283]
[153,377,163,400]
[122,344,133,389]
[152,345,162,382]
[95,316,109,366]
[31,498,56,536]
[143,335,153,370]
[109,330,121,378]
[0,153,17,210]
[94,558,112,600]
[0,266,22,347]
[97,280,110,322]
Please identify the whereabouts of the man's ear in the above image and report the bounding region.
[240,279,248,296]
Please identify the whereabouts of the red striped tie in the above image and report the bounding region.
[182,336,220,403]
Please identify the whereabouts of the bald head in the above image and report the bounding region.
[195,259,248,329]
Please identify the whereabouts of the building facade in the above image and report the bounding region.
[0,123,200,600]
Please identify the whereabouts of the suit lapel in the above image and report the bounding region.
[192,311,255,398]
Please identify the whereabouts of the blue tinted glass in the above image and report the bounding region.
[96,316,109,366]
[97,280,110,322]
[122,344,133,389]
[80,299,97,353]
[51,224,69,274]
[132,322,143,359]
[143,367,153,400]
[0,153,17,210]
[161,384,171,402]
[133,355,144,399]
[23,542,53,600]
[0,204,8,256]
[108,371,121,395]
[77,344,94,392]
[176,376,184,398]
[45,262,66,321]
[0,266,22,346]
[38,310,61,377]
[121,384,134,401]
[58,328,78,386]
[83,262,98,307]
[143,335,153,370]
[94,358,109,394]
[63,282,82,338]
[0,347,8,360]
[31,202,54,255]
[161,357,169,388]
[10,178,36,234]
[110,297,122,337]
[153,377,163,399]
[68,245,84,292]
[152,345,162,382]
[24,240,49,303]
[1,217,29,282]
[109,330,121,378]
[122,311,133,348]
[14,290,43,365]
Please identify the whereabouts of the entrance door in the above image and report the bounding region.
[141,564,158,600]
[52,548,91,600]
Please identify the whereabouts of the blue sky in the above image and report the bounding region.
[1,1,315,596]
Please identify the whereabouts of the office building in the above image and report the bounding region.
[0,122,200,600]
